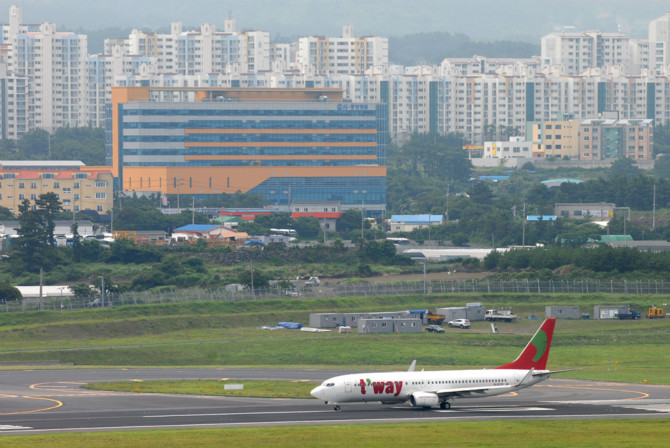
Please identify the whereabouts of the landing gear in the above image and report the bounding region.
[333,405,341,412]
[440,401,451,410]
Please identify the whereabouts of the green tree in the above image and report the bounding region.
[69,283,96,300]
[293,216,321,239]
[12,194,63,272]
[0,283,22,301]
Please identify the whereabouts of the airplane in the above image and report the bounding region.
[311,318,567,411]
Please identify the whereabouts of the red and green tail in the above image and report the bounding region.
[496,318,556,371]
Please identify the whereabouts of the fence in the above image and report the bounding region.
[3,278,670,314]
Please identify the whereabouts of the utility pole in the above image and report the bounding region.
[653,182,656,230]
[98,276,105,307]
[522,203,526,247]
[361,201,365,241]
[192,197,195,225]
[250,260,254,297]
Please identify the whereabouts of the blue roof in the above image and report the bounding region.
[479,175,510,182]
[541,179,583,185]
[175,224,222,232]
[390,215,443,224]
[526,215,557,221]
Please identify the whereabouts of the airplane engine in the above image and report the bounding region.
[409,391,440,408]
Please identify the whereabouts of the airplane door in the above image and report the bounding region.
[344,378,352,393]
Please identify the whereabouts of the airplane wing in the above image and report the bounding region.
[532,368,578,377]
[433,384,513,399]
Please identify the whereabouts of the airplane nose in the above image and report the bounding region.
[310,385,324,398]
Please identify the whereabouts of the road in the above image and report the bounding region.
[2,368,670,434]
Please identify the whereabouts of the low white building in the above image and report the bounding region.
[484,137,533,159]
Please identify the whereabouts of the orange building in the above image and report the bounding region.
[112,87,387,214]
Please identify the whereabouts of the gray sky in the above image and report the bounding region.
[2,0,669,41]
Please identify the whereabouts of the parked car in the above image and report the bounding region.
[447,318,471,329]
[424,325,445,333]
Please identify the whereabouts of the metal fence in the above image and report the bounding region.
[3,278,670,314]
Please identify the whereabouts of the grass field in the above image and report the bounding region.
[84,379,315,398]
[1,293,670,385]
[1,420,667,447]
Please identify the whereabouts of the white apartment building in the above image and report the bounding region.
[0,62,28,139]
[649,12,670,69]
[541,30,636,76]
[10,22,89,133]
[108,20,271,75]
[297,25,388,75]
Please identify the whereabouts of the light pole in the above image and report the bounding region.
[98,276,105,307]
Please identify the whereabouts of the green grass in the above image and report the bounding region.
[2,293,670,385]
[83,379,315,398]
[0,420,667,447]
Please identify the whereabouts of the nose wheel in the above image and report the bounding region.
[440,401,451,410]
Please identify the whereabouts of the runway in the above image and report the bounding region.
[2,368,670,434]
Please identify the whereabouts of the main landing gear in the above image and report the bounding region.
[333,405,342,412]
[440,401,451,410]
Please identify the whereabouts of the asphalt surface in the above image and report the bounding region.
[2,368,670,434]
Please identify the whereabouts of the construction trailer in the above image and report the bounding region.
[545,306,581,319]
[356,318,422,334]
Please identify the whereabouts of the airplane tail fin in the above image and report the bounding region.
[495,318,556,371]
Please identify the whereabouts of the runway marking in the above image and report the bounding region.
[144,410,334,418]
[0,395,63,415]
[437,407,554,413]
[0,425,33,431]
[544,384,649,400]
[30,381,85,391]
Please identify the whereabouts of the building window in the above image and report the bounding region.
[18,182,25,189]
[95,192,107,199]
[30,182,37,189]
[95,181,108,187]
[54,182,60,188]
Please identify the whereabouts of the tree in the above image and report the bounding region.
[0,283,22,302]
[12,194,63,272]
[69,283,96,300]
[609,158,640,178]
[293,216,321,239]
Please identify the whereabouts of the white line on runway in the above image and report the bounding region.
[437,407,554,413]
[144,410,334,418]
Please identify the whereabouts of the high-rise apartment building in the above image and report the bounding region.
[297,25,388,75]
[10,22,89,132]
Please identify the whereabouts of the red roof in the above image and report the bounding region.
[291,212,342,219]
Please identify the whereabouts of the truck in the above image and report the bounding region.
[426,311,446,325]
[617,309,642,320]
[484,309,517,322]
[305,276,321,287]
[648,306,665,319]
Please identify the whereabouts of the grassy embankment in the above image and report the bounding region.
[1,293,669,384]
[1,420,668,447]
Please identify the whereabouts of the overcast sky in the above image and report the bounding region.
[2,0,669,41]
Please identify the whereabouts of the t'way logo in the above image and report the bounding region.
[359,378,403,396]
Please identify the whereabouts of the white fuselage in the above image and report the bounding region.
[311,368,548,404]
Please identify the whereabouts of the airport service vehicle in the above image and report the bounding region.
[311,319,566,411]
[427,311,446,325]
[648,306,665,319]
[617,309,642,320]
[447,318,471,329]
[424,325,445,333]
[484,309,517,322]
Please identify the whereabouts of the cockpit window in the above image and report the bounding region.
[326,383,335,387]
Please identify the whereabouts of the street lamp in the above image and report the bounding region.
[98,276,105,307]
